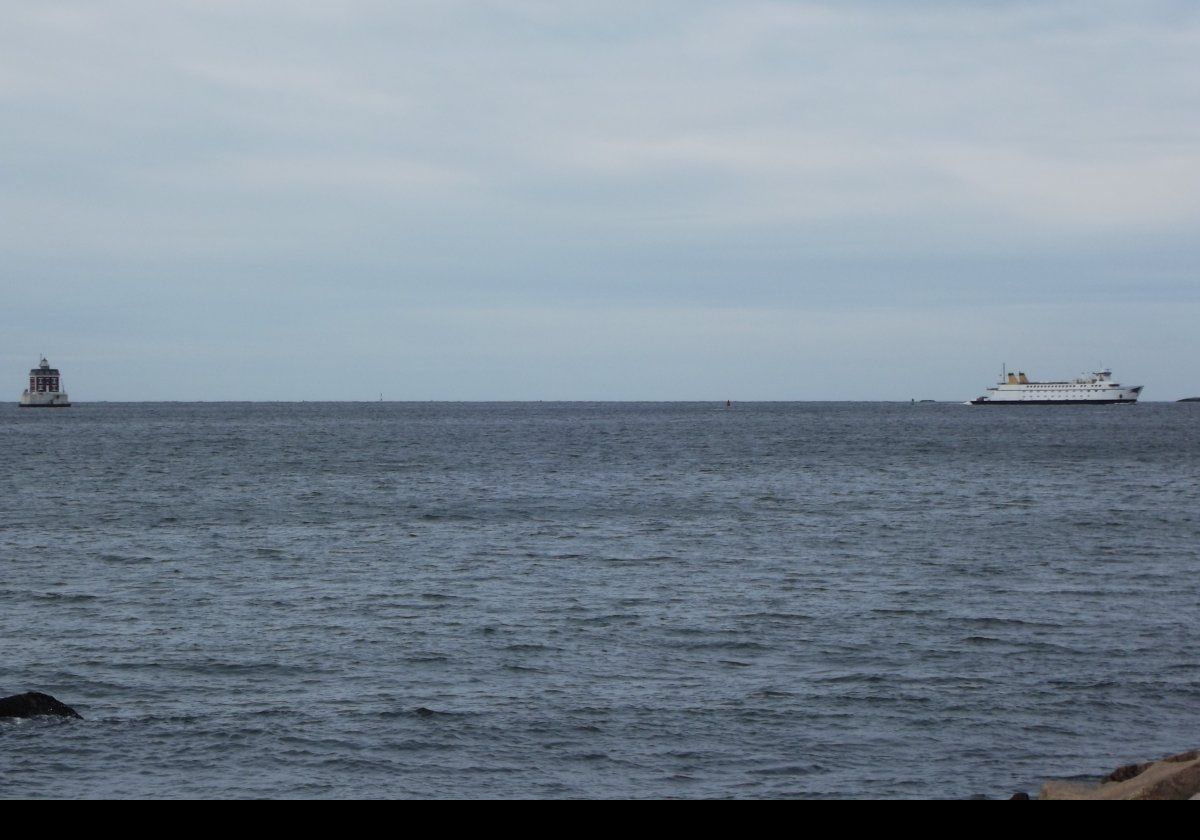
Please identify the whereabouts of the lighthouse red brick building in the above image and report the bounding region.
[19,357,71,407]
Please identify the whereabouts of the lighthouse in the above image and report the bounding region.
[19,357,71,407]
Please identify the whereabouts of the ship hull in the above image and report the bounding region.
[970,398,1138,406]
[18,402,72,408]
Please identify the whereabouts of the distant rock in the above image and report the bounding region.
[1040,749,1200,800]
[1178,397,1200,403]
[0,692,83,720]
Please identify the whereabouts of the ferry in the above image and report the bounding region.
[19,357,71,407]
[969,367,1142,405]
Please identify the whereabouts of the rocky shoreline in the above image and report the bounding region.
[1032,749,1200,800]
[0,692,83,720]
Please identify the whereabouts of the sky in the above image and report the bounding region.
[3,1,1199,400]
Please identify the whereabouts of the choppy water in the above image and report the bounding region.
[2,402,1198,798]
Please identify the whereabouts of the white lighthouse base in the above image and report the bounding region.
[19,390,71,407]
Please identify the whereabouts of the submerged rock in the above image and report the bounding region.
[1040,749,1200,800]
[0,692,83,720]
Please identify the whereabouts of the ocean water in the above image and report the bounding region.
[2,401,1198,799]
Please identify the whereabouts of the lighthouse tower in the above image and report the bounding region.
[19,357,71,407]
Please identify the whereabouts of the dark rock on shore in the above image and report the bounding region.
[0,692,83,720]
[1040,749,1200,800]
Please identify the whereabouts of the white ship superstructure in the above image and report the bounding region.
[970,368,1142,405]
[19,357,71,407]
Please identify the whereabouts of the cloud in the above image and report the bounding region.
[1,2,1198,397]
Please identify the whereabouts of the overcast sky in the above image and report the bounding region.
[3,1,1198,400]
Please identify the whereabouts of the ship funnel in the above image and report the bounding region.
[1007,373,1018,384]
[1018,372,1029,384]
